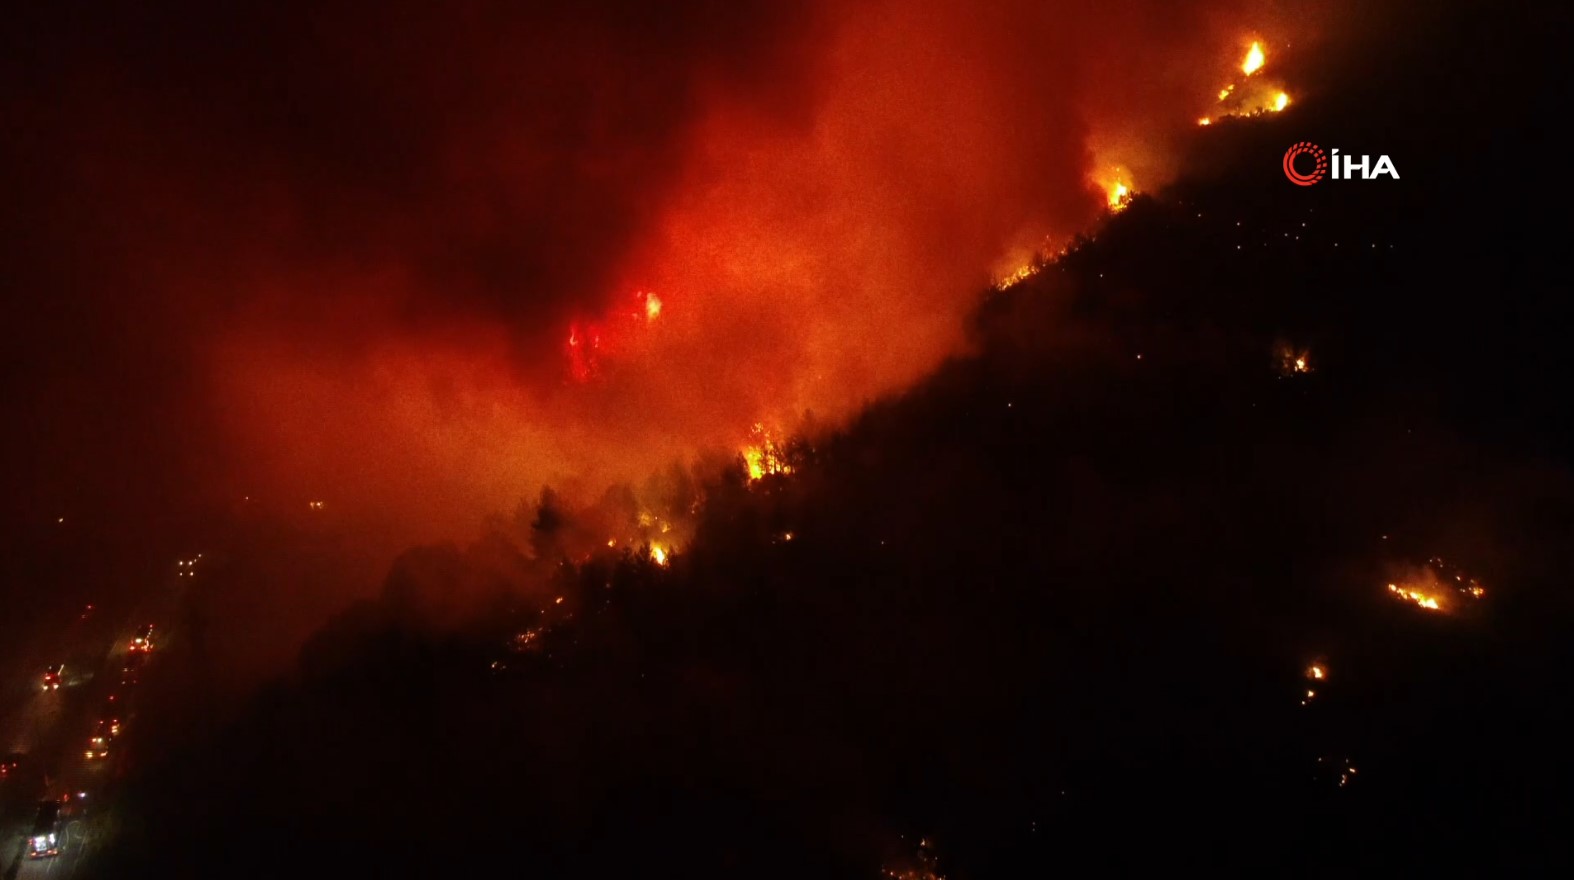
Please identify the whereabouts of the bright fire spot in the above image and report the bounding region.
[742,423,793,482]
[1096,168,1135,213]
[641,291,662,321]
[1307,664,1326,681]
[1243,41,1266,76]
[1206,42,1293,122]
[606,538,616,547]
[1276,342,1313,377]
[994,262,1038,291]
[1106,180,1131,212]
[1387,583,1442,611]
[554,596,564,605]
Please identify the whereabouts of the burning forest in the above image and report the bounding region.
[2,0,1572,877]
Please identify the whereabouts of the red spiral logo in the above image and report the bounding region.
[1283,142,1327,186]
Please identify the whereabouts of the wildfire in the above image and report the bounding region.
[1387,583,1442,611]
[1307,663,1326,681]
[1242,41,1266,76]
[1203,39,1294,123]
[1384,556,1492,614]
[994,262,1039,291]
[651,545,669,566]
[1107,181,1131,211]
[1276,342,1313,377]
[1095,169,1135,214]
[1427,556,1488,600]
[742,423,793,482]
[883,838,947,880]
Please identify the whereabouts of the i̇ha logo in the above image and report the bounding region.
[1283,142,1398,186]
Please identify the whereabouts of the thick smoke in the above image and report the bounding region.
[4,0,1325,538]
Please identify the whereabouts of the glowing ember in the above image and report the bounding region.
[1242,41,1266,76]
[1307,664,1326,681]
[883,838,947,880]
[1427,556,1489,600]
[1218,84,1235,101]
[1197,117,1212,126]
[642,291,662,321]
[1317,756,1360,788]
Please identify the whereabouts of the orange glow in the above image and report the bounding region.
[1307,664,1326,681]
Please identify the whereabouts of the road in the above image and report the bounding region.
[0,561,189,880]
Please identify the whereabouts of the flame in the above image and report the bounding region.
[1387,583,1442,611]
[1242,41,1266,76]
[741,423,793,482]
[642,291,662,321]
[651,545,668,566]
[1106,180,1131,211]
[1307,664,1326,680]
[1275,342,1312,376]
[1095,169,1134,214]
[1202,41,1293,124]
[994,262,1038,290]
